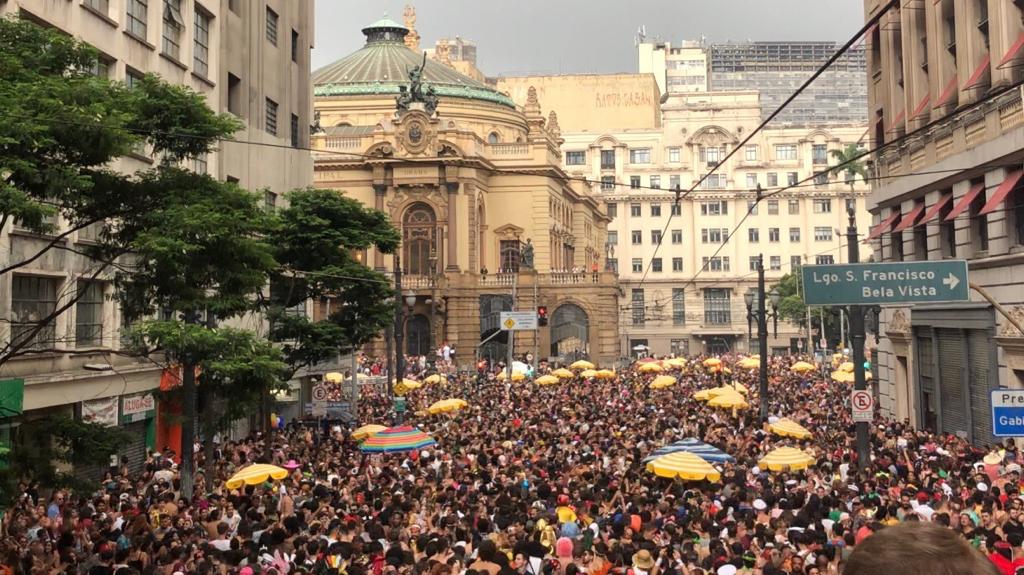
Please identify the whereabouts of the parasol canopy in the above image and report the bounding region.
[496,371,526,382]
[552,368,574,379]
[703,358,723,367]
[424,374,443,384]
[768,418,812,440]
[664,358,687,369]
[645,451,721,482]
[650,375,677,389]
[707,391,749,409]
[644,438,735,464]
[351,424,387,440]
[638,362,664,373]
[838,361,855,373]
[580,369,598,378]
[535,374,559,385]
[359,426,436,453]
[790,361,816,373]
[427,398,468,415]
[595,369,616,379]
[324,372,344,384]
[758,446,817,471]
[830,370,854,383]
[737,357,760,369]
[225,464,289,489]
[570,360,595,370]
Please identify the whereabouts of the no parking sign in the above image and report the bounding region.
[851,390,873,423]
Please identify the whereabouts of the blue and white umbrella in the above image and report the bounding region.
[643,438,735,464]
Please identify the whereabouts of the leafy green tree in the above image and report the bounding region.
[0,16,239,364]
[258,189,399,445]
[774,268,841,349]
[829,142,869,198]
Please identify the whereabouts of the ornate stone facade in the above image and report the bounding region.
[312,18,619,365]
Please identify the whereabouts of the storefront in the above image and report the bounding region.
[119,392,156,472]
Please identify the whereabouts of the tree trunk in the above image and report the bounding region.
[179,358,197,500]
[201,386,217,482]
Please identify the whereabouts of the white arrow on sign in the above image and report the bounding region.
[942,273,960,290]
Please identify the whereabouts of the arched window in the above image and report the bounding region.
[488,132,500,144]
[403,203,437,275]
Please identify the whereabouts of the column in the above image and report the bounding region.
[373,184,387,271]
[445,182,460,271]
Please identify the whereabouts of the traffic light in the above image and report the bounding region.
[537,306,548,326]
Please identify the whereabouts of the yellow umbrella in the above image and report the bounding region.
[839,361,855,373]
[352,424,387,440]
[225,464,289,489]
[664,358,687,369]
[737,357,760,369]
[428,398,468,415]
[650,375,677,389]
[831,370,854,383]
[552,368,574,379]
[580,369,598,379]
[703,358,722,367]
[758,447,817,472]
[324,372,344,384]
[791,361,816,373]
[570,360,596,370]
[768,418,812,440]
[694,388,714,401]
[497,371,526,382]
[646,452,721,482]
[732,382,749,395]
[424,374,443,384]
[708,391,749,409]
[638,362,664,373]
[595,369,616,379]
[536,374,559,385]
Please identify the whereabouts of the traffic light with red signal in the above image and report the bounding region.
[537,306,548,326]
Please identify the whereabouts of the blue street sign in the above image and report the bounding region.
[991,390,1024,437]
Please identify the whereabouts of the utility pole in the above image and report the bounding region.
[757,255,770,421]
[506,271,517,381]
[847,207,871,468]
[533,277,540,371]
[393,251,403,423]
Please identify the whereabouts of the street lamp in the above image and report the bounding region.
[746,256,781,420]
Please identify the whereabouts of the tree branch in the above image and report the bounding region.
[0,217,103,277]
[0,252,125,367]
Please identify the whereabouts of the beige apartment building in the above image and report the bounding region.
[311,17,619,366]
[0,0,313,464]
[864,0,1024,445]
[496,75,872,357]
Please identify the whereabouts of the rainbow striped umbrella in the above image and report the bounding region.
[359,425,437,453]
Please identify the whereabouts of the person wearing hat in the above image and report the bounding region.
[630,549,656,575]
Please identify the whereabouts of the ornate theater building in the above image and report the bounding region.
[311,17,620,365]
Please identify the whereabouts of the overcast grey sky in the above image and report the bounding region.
[313,1,865,76]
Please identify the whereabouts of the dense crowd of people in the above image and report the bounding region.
[1,353,1017,575]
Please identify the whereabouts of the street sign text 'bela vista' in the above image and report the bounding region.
[801,261,969,306]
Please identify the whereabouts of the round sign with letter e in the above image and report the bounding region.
[851,390,873,422]
[312,384,329,402]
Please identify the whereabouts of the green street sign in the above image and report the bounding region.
[802,260,969,306]
[394,397,407,413]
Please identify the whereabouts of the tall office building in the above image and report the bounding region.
[0,0,313,466]
[640,40,868,125]
[864,0,1024,445]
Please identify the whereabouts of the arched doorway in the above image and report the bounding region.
[406,314,431,356]
[403,203,437,275]
[550,303,589,361]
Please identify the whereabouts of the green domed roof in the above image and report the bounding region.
[313,17,514,108]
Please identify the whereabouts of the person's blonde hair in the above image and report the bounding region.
[844,522,999,575]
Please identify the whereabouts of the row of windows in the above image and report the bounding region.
[86,1,304,148]
[609,225,834,246]
[606,198,852,218]
[604,171,832,192]
[616,253,835,283]
[577,143,843,167]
